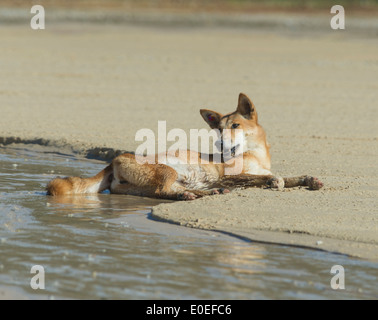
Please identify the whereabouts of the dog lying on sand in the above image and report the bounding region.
[47,93,323,200]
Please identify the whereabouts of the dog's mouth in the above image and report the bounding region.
[231,144,240,157]
[217,138,241,159]
[222,143,240,158]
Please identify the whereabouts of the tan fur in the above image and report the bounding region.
[46,93,323,200]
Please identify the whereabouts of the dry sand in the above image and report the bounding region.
[0,11,377,260]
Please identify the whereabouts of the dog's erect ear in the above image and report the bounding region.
[236,93,257,120]
[200,109,223,129]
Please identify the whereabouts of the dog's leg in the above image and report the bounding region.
[282,175,323,190]
[217,174,279,189]
[177,188,230,201]
[111,154,226,200]
[111,154,180,199]
[217,174,323,190]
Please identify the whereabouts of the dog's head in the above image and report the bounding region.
[200,93,267,158]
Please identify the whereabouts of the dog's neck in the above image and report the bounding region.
[243,135,271,170]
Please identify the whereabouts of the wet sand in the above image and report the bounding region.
[0,12,377,260]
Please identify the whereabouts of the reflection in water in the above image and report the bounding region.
[48,194,103,208]
[47,193,171,213]
[215,244,265,275]
[0,147,377,300]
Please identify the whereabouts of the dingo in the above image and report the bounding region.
[47,93,323,200]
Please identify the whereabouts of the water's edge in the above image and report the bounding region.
[2,138,377,262]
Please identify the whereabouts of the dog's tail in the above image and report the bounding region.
[46,164,113,196]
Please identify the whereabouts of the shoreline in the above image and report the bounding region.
[0,136,127,162]
[152,207,378,262]
[2,139,377,262]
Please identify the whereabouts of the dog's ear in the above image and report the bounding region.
[200,109,223,129]
[236,93,257,120]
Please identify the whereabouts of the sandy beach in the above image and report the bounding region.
[0,9,377,260]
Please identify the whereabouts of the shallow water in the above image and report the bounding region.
[0,146,377,300]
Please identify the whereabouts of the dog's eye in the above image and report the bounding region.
[231,123,240,129]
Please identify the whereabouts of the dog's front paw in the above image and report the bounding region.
[268,176,285,191]
[178,191,197,201]
[211,188,230,195]
[304,176,324,190]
